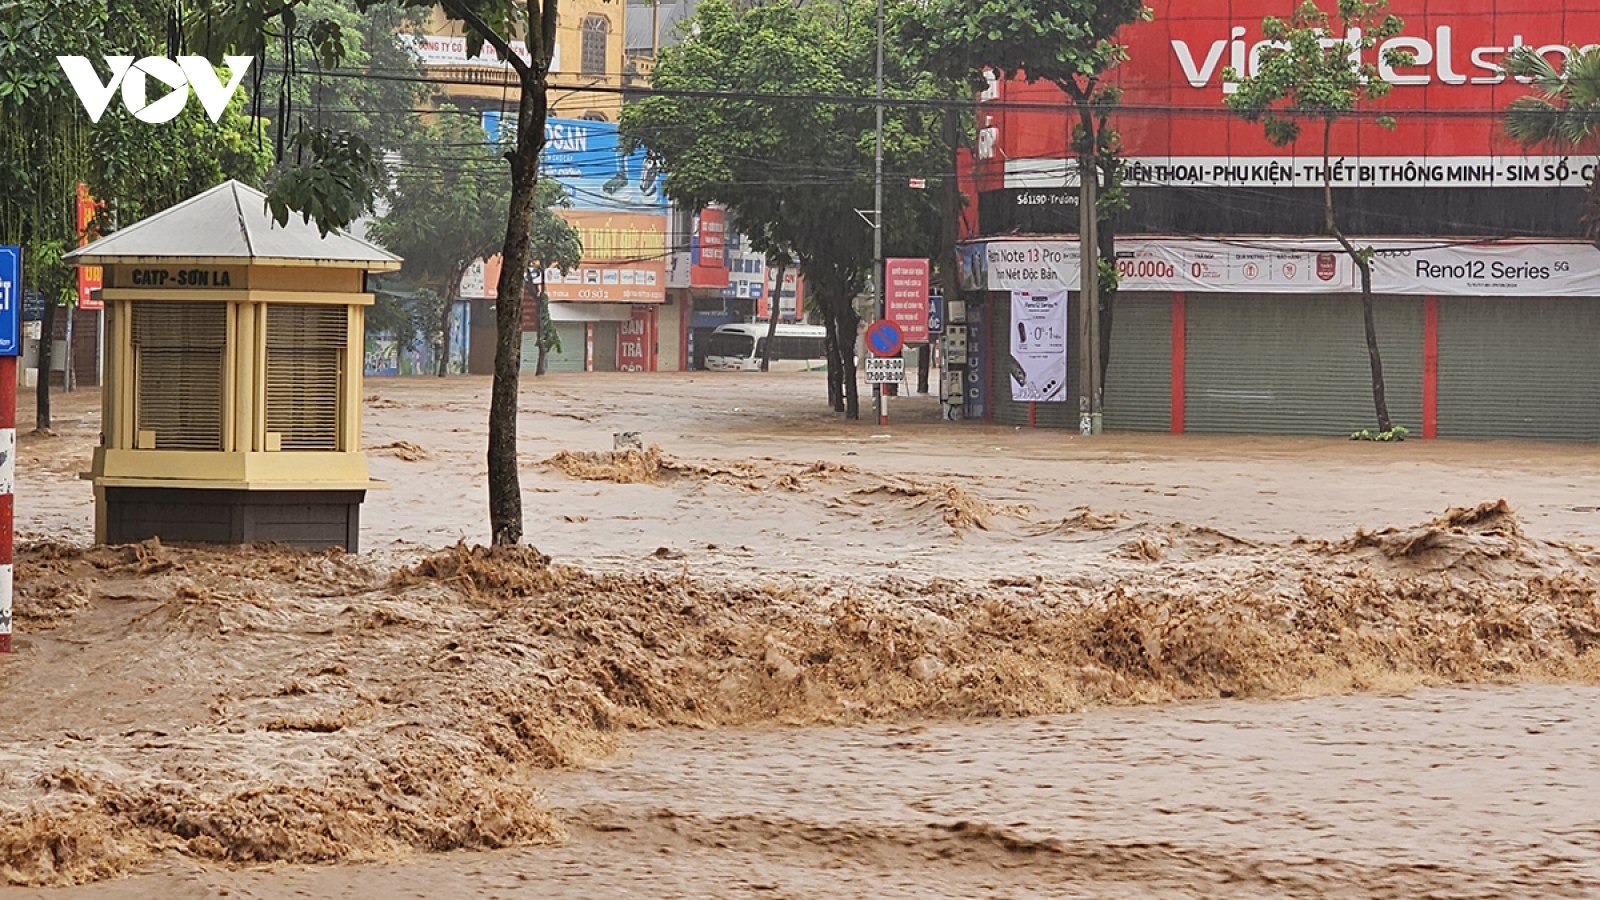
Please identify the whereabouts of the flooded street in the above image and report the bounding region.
[21,685,1600,898]
[4,374,1600,896]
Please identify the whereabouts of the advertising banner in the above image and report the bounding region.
[885,258,931,344]
[983,240,1081,292]
[405,34,538,72]
[983,0,1600,190]
[539,211,667,304]
[969,237,1600,296]
[1368,240,1600,296]
[75,184,103,310]
[1009,290,1068,403]
[540,118,666,212]
[1119,242,1356,292]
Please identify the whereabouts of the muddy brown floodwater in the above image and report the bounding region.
[4,374,1600,897]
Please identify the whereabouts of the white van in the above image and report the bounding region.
[703,323,829,372]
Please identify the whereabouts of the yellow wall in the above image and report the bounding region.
[420,2,626,122]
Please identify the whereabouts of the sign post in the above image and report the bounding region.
[0,245,20,653]
[865,319,903,426]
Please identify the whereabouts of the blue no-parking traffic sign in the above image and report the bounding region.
[0,246,20,357]
[866,319,903,357]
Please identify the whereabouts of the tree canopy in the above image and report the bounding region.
[1504,46,1600,243]
[622,0,948,417]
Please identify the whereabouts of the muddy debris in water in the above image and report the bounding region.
[1026,507,1127,536]
[4,503,1600,885]
[370,441,430,462]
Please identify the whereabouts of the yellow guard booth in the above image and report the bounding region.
[66,180,402,551]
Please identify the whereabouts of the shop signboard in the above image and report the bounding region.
[405,33,537,71]
[540,211,667,304]
[617,307,656,372]
[983,0,1600,190]
[691,207,728,289]
[75,184,103,310]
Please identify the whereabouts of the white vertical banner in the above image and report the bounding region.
[1009,290,1069,403]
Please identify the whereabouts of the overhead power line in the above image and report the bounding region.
[261,64,1551,121]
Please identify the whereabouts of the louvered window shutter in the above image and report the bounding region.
[266,305,347,451]
[132,302,227,450]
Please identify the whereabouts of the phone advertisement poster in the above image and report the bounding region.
[1009,289,1068,403]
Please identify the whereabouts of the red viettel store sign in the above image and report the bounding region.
[885,258,930,344]
[982,0,1600,190]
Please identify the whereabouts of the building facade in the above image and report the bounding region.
[959,0,1600,440]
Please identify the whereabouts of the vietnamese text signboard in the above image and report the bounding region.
[983,0,1600,191]
[885,258,930,344]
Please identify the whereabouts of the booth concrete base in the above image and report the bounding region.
[102,487,365,551]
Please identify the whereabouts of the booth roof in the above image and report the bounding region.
[64,180,403,270]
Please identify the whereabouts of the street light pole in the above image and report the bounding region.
[873,0,886,426]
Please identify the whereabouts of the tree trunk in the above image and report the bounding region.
[35,296,56,432]
[761,259,786,372]
[1097,167,1116,402]
[837,301,860,419]
[487,77,548,546]
[437,261,466,377]
[916,345,930,393]
[1358,259,1392,432]
[824,306,844,411]
[535,291,550,376]
[1322,123,1392,433]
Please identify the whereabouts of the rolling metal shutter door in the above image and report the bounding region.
[520,324,587,373]
[1437,297,1600,441]
[1103,292,1171,433]
[1185,294,1423,436]
[988,293,1081,428]
[591,322,620,372]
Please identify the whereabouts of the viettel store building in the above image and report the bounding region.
[957,0,1600,441]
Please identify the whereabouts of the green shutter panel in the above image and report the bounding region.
[1184,294,1423,436]
[1103,292,1172,433]
[1437,297,1600,441]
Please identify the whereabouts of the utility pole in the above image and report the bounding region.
[651,0,660,59]
[873,0,886,426]
[1077,152,1101,435]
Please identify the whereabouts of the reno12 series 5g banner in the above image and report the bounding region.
[1009,290,1068,403]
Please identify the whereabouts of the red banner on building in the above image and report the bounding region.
[75,184,103,310]
[691,207,728,289]
[885,258,930,344]
[617,306,657,372]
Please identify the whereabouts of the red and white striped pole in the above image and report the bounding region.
[0,352,13,653]
[1,244,19,654]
